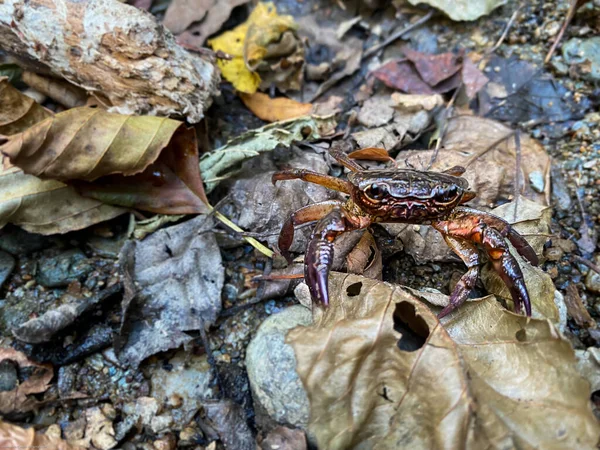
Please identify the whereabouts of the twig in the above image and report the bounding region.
[464,130,516,168]
[573,255,600,274]
[362,10,434,60]
[512,130,522,222]
[212,209,274,258]
[426,84,460,170]
[486,4,522,55]
[544,0,588,64]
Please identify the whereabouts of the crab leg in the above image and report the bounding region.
[454,207,539,265]
[305,209,349,306]
[278,200,345,263]
[272,169,352,194]
[433,211,532,316]
[438,236,480,318]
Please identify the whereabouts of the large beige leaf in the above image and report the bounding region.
[0,79,125,234]
[287,273,599,450]
[1,106,208,214]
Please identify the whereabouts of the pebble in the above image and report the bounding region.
[0,227,50,255]
[36,249,93,287]
[246,305,312,428]
[0,250,15,289]
[563,37,600,81]
[528,171,545,193]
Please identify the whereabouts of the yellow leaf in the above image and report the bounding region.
[208,2,297,94]
[239,92,312,122]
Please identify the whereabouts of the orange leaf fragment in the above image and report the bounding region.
[240,92,312,122]
[347,147,393,162]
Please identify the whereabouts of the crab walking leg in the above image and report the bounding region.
[438,236,481,318]
[305,209,352,306]
[433,212,532,316]
[278,200,345,263]
[272,169,352,194]
[455,207,539,266]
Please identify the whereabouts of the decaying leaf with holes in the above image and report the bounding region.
[287,273,600,450]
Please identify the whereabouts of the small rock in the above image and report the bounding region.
[149,351,216,429]
[0,227,51,255]
[246,305,312,428]
[585,269,600,294]
[150,414,174,434]
[575,348,600,392]
[0,250,15,289]
[528,171,545,193]
[563,37,600,81]
[0,359,18,391]
[36,249,93,287]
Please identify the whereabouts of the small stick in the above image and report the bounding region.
[464,130,516,168]
[362,10,434,60]
[486,4,523,55]
[426,84,460,170]
[544,0,587,64]
[573,255,600,274]
[512,130,522,222]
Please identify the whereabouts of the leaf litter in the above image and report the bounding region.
[287,273,600,450]
[0,0,599,447]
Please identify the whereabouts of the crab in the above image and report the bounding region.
[272,148,539,318]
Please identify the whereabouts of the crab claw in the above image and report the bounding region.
[304,209,347,306]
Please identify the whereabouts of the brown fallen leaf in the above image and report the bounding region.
[371,50,487,98]
[176,0,250,48]
[0,420,83,450]
[163,0,214,35]
[346,231,382,280]
[240,92,312,122]
[564,284,596,328]
[0,78,125,234]
[0,348,53,415]
[1,107,208,215]
[287,273,600,449]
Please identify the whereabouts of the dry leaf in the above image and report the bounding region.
[176,0,250,48]
[240,92,312,122]
[390,92,445,112]
[348,147,393,162]
[163,0,214,34]
[346,231,382,280]
[0,79,125,234]
[208,2,299,94]
[0,420,83,450]
[404,0,506,21]
[400,116,551,207]
[287,273,600,449]
[117,216,224,368]
[0,348,53,414]
[1,107,208,215]
[200,115,336,192]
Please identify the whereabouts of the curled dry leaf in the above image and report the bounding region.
[287,273,600,450]
[239,92,312,122]
[0,420,83,450]
[200,115,336,192]
[208,2,302,94]
[346,231,382,280]
[1,107,208,215]
[0,0,219,123]
[0,348,53,414]
[400,115,551,207]
[0,79,125,234]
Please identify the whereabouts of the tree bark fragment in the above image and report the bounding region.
[0,0,220,123]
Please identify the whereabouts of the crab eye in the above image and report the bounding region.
[366,183,388,200]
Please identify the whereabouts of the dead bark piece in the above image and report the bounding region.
[0,0,220,123]
[22,71,87,109]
